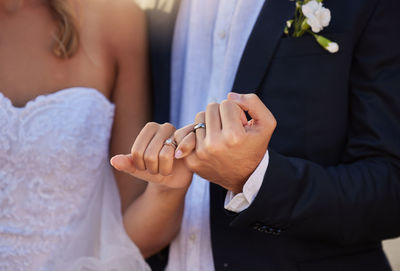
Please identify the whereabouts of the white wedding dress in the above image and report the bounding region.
[0,87,150,271]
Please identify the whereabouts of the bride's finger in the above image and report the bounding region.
[131,122,159,171]
[159,144,175,176]
[112,155,165,184]
[175,132,195,159]
[143,123,176,175]
[110,154,136,175]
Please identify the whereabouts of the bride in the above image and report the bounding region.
[0,0,192,270]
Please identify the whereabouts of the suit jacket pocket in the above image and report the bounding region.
[273,33,349,58]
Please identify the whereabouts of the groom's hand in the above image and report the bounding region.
[178,93,276,194]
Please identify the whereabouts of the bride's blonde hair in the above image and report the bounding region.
[48,0,79,58]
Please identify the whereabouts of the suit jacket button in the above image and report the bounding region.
[267,227,275,234]
[251,222,262,230]
[260,225,268,232]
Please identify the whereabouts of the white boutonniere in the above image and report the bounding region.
[285,0,339,53]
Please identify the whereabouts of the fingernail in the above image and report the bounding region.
[175,150,183,159]
[110,156,118,168]
[228,92,240,101]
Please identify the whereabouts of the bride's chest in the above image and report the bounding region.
[0,88,115,170]
[0,89,117,265]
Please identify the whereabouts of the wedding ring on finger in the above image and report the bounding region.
[163,138,178,149]
[193,123,206,133]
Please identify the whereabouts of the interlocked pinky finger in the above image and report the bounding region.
[174,123,196,144]
[194,112,206,153]
[175,132,196,159]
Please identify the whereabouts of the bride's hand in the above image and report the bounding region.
[110,122,194,189]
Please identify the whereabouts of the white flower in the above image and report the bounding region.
[302,0,331,33]
[326,42,339,53]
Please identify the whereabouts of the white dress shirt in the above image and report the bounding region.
[167,0,266,270]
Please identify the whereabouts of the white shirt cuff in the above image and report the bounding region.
[224,151,269,213]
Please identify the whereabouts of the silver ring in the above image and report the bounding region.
[193,123,206,133]
[164,138,177,149]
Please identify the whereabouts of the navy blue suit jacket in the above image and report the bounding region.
[146,0,400,270]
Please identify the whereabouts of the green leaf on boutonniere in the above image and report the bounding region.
[313,34,339,53]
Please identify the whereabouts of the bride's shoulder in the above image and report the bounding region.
[93,0,144,25]
[78,0,145,24]
[78,0,144,19]
[78,0,146,53]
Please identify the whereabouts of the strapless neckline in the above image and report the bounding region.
[0,87,113,111]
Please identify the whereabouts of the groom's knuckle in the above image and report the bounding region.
[247,93,258,101]
[220,99,232,109]
[246,93,259,105]
[227,133,243,147]
[264,117,277,132]
[195,111,205,122]
[207,102,219,111]
[270,117,277,129]
[225,138,236,148]
[204,138,212,149]
[204,141,213,154]
[222,129,239,144]
[205,139,220,155]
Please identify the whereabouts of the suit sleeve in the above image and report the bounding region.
[230,0,400,245]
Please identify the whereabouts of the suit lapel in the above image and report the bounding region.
[231,0,295,93]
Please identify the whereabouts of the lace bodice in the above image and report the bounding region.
[0,88,149,271]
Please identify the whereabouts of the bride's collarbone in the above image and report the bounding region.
[0,53,113,107]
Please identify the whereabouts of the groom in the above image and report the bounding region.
[142,0,400,270]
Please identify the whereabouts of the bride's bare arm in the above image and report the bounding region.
[107,0,149,213]
[111,122,194,258]
[106,0,190,257]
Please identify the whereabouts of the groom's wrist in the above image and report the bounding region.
[225,155,268,194]
[225,150,269,213]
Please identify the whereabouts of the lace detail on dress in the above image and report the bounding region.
[0,88,119,271]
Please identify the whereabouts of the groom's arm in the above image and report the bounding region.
[230,0,400,244]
